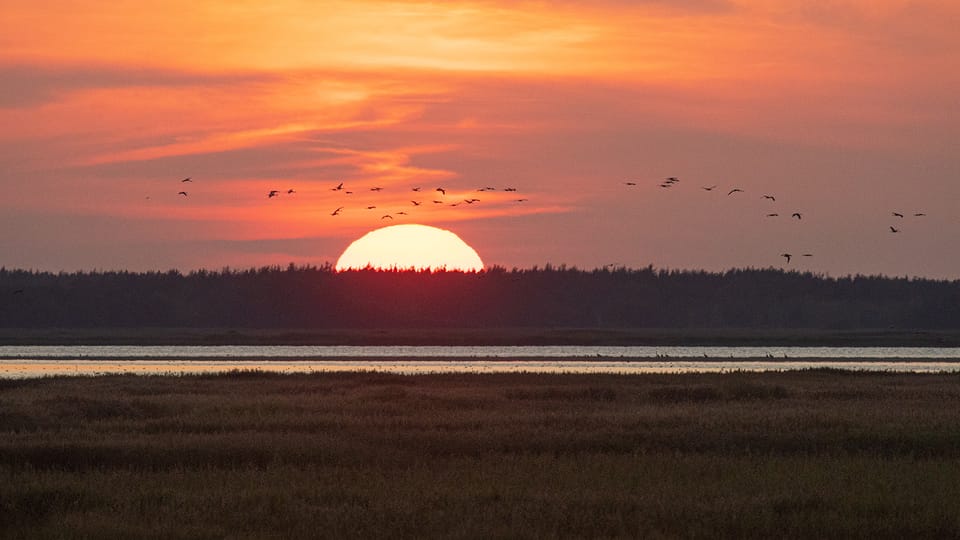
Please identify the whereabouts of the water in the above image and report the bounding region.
[1,345,960,378]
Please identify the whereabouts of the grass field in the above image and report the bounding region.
[2,370,960,538]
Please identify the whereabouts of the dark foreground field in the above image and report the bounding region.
[2,371,960,538]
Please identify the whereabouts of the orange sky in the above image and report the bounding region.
[1,1,958,276]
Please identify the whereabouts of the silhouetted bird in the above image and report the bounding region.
[370,187,383,192]
[665,177,679,183]
[331,207,344,216]
[624,182,636,186]
[792,213,802,219]
[396,211,408,215]
[504,187,517,192]
[287,189,296,194]
[890,226,899,233]
[433,200,443,204]
[914,213,926,216]
[702,185,717,191]
[766,213,779,217]
[802,254,813,257]
[412,187,421,192]
[660,184,672,188]
[332,182,343,191]
[381,215,393,220]
[411,200,421,206]
[464,198,479,204]
[268,190,279,198]
[728,188,743,195]
[781,253,792,263]
[181,177,192,183]
[515,198,528,202]
[893,212,904,218]
[366,206,376,210]
[177,191,188,196]
[762,195,776,201]
[436,188,446,195]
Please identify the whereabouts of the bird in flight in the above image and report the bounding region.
[515,198,528,202]
[914,213,926,217]
[702,185,717,191]
[464,198,480,204]
[366,206,376,210]
[766,213,779,217]
[177,191,188,196]
[665,177,679,183]
[370,187,383,192]
[412,187,421,192]
[396,211,408,215]
[624,182,637,186]
[181,177,192,183]
[781,253,792,263]
[889,226,899,233]
[791,213,802,219]
[802,254,813,257]
[432,200,443,204]
[762,195,776,201]
[728,188,743,195]
[381,215,393,220]
[287,189,296,194]
[331,207,344,216]
[660,183,672,188]
[268,190,279,198]
[332,182,343,191]
[892,212,904,218]
[504,187,517,192]
[411,200,421,206]
[436,188,446,196]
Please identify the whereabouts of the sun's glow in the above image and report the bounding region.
[335,224,483,271]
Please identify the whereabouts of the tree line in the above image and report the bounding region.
[1,265,958,329]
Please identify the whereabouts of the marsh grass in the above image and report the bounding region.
[2,371,960,538]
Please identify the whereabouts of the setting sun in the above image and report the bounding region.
[335,224,484,271]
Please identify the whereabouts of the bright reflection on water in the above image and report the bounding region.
[1,345,960,378]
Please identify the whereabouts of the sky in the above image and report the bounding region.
[1,1,958,277]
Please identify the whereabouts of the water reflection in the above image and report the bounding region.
[3,359,960,379]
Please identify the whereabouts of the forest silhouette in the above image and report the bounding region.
[2,265,959,331]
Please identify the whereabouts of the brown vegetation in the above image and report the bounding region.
[2,370,960,537]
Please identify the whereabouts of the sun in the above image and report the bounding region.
[335,224,484,272]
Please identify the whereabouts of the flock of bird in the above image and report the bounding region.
[167,176,528,223]
[624,176,927,266]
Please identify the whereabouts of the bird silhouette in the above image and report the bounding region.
[728,188,743,195]
[893,212,904,218]
[412,187,421,192]
[436,188,446,195]
[381,215,393,220]
[432,200,443,204]
[515,198,528,202]
[665,177,679,183]
[411,200,421,206]
[762,195,776,201]
[177,191,188,196]
[802,254,813,257]
[781,253,792,263]
[766,213,779,217]
[181,177,192,183]
[792,213,802,219]
[331,207,344,216]
[287,189,296,194]
[914,213,926,217]
[660,184,672,188]
[268,190,279,198]
[889,226,899,233]
[396,211,408,215]
[624,182,637,186]
[332,182,343,191]
[370,187,383,192]
[366,206,376,210]
[702,185,717,191]
[504,187,517,191]
[464,198,480,204]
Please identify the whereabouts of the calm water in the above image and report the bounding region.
[2,345,960,378]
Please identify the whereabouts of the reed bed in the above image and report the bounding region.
[2,369,960,538]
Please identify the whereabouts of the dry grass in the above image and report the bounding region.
[2,370,960,538]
